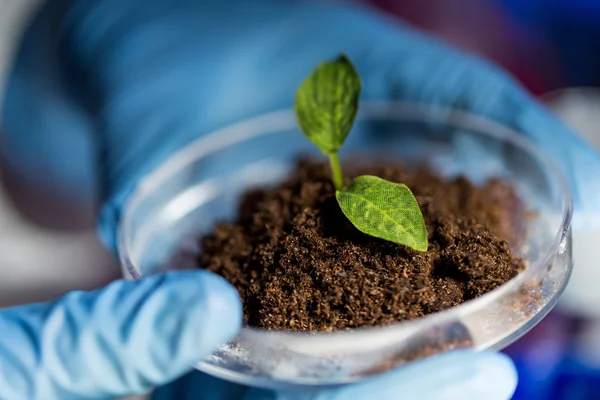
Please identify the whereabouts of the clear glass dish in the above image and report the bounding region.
[117,102,573,390]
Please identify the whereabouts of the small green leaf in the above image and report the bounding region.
[336,175,428,252]
[294,54,362,155]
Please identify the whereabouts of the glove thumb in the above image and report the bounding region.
[0,271,241,400]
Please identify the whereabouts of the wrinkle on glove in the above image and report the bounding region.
[0,271,241,400]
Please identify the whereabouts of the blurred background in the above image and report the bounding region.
[1,0,600,399]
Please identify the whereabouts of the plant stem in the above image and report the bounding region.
[329,153,344,191]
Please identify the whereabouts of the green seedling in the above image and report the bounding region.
[294,55,428,252]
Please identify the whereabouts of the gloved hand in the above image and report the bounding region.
[0,270,515,400]
[3,0,599,398]
[0,271,243,399]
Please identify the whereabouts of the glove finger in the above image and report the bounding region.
[243,350,517,400]
[0,271,241,400]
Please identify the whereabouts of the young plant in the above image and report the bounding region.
[294,55,428,252]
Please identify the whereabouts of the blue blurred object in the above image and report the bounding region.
[505,311,600,400]
[550,356,600,400]
[501,0,600,87]
[504,311,576,399]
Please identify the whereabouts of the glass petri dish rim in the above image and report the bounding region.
[117,101,573,344]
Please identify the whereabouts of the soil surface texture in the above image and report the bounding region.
[196,158,526,332]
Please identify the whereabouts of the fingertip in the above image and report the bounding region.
[127,271,242,391]
[478,350,518,382]
[138,270,243,361]
[327,349,517,400]
[411,349,517,395]
[182,270,244,348]
[457,350,518,399]
[424,350,517,400]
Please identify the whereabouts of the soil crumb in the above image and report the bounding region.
[196,158,526,331]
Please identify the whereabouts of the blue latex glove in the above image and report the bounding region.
[3,0,599,398]
[0,272,242,399]
[0,272,515,400]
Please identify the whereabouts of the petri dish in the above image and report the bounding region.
[117,102,573,390]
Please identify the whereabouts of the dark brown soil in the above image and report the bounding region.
[195,158,526,332]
